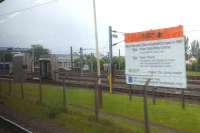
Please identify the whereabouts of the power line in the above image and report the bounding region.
[186,30,200,32]
[0,0,58,17]
[184,24,200,27]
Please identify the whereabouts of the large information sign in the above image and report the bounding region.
[125,26,187,88]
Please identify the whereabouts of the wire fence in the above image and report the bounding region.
[1,72,200,133]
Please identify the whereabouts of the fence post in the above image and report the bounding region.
[8,76,12,96]
[182,89,185,109]
[152,87,157,105]
[63,79,67,112]
[94,81,99,121]
[20,80,24,99]
[129,85,132,101]
[39,77,42,104]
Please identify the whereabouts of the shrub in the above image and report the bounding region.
[44,105,64,119]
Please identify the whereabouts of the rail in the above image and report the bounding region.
[0,115,32,133]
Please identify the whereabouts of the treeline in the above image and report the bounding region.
[73,54,125,71]
[185,37,200,71]
[0,45,49,62]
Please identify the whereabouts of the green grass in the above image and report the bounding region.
[4,97,147,133]
[187,70,200,76]
[1,80,200,133]
[103,93,200,133]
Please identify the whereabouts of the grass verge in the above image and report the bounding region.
[1,80,200,133]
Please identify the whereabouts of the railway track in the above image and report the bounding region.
[0,115,32,133]
[1,72,200,101]
[57,71,200,101]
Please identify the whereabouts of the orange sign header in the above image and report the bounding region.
[125,25,184,43]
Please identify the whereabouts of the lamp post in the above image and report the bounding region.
[93,0,101,120]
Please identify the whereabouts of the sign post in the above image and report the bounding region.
[182,89,185,109]
[143,79,151,133]
[152,87,157,105]
[125,26,187,133]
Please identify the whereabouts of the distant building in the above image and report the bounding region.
[53,54,79,70]
[0,47,30,53]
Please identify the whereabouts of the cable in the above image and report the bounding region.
[184,24,200,27]
[0,0,58,17]
[186,30,200,32]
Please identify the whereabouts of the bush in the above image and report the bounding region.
[191,63,200,72]
[44,105,64,119]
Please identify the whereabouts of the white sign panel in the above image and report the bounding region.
[125,27,187,88]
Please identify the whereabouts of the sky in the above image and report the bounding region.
[0,0,200,56]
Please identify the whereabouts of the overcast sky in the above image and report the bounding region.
[0,0,200,55]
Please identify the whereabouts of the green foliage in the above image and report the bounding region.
[100,56,109,65]
[29,44,50,61]
[44,104,64,119]
[187,70,200,76]
[191,62,200,72]
[74,53,125,72]
[0,51,13,62]
[112,56,125,70]
[73,53,97,71]
[190,40,200,59]
[184,36,190,60]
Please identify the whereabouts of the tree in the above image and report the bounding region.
[74,53,97,71]
[4,52,13,62]
[29,44,50,61]
[190,40,200,59]
[184,36,190,60]
[100,56,109,65]
[112,56,125,70]
[0,51,13,62]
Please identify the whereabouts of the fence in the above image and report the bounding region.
[1,71,200,133]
